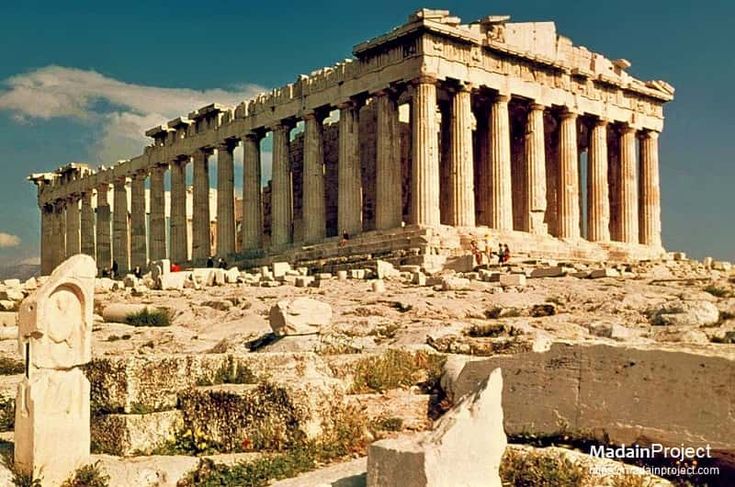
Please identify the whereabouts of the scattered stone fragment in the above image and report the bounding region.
[269,298,333,336]
[337,270,348,281]
[499,274,526,288]
[272,262,291,278]
[441,277,470,291]
[295,276,315,288]
[530,303,556,317]
[650,300,719,327]
[590,268,621,279]
[371,280,386,293]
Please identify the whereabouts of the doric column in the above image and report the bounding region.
[557,109,580,239]
[52,201,66,269]
[192,149,211,262]
[216,141,236,256]
[65,196,80,257]
[410,77,440,226]
[639,130,662,247]
[524,103,547,234]
[489,94,513,230]
[96,184,112,271]
[303,112,327,243]
[242,132,263,251]
[619,125,639,244]
[445,83,475,226]
[149,165,167,261]
[375,91,402,230]
[40,204,53,275]
[130,171,147,269]
[271,122,293,247]
[170,159,188,264]
[80,191,95,258]
[587,118,611,242]
[112,177,129,273]
[338,101,362,236]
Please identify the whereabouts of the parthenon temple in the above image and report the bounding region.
[29,9,674,275]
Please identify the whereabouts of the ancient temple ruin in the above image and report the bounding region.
[29,9,674,275]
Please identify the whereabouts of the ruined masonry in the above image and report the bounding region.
[15,255,96,485]
[29,8,673,275]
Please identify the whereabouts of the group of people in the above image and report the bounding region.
[206,256,229,269]
[470,240,511,266]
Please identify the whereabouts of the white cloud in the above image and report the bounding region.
[0,233,21,248]
[0,65,265,163]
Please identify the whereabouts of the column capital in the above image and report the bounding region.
[270,119,295,132]
[337,97,364,111]
[560,107,579,120]
[594,116,611,127]
[303,108,329,123]
[242,128,266,142]
[620,124,638,135]
[640,129,660,140]
[216,138,238,152]
[494,93,511,104]
[96,182,110,192]
[445,80,473,93]
[529,102,546,112]
[411,75,438,86]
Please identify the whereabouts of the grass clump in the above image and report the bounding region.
[349,349,445,394]
[703,284,731,298]
[0,398,14,431]
[372,416,403,432]
[0,357,25,375]
[500,448,590,487]
[61,462,109,487]
[125,308,171,327]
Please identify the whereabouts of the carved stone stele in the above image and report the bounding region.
[15,254,95,486]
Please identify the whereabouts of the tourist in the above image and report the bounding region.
[497,244,505,264]
[218,257,227,269]
[470,240,483,266]
[133,266,143,279]
[503,244,511,264]
[170,262,182,273]
[340,231,350,247]
[111,260,119,279]
[206,256,214,268]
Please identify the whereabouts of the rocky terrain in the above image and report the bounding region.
[0,253,732,486]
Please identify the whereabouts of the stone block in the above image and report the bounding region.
[346,391,431,432]
[444,254,475,273]
[412,272,426,286]
[371,280,386,293]
[590,268,621,279]
[441,277,470,291]
[272,262,291,277]
[0,312,16,327]
[91,410,184,456]
[159,272,188,290]
[269,298,332,336]
[225,267,240,284]
[703,257,714,269]
[337,271,348,281]
[3,279,21,288]
[0,301,16,312]
[282,275,298,285]
[530,266,568,278]
[367,368,505,487]
[316,273,332,280]
[671,252,687,261]
[296,267,309,276]
[295,276,315,288]
[499,274,526,287]
[375,260,399,279]
[0,288,24,302]
[350,269,366,280]
[713,261,732,272]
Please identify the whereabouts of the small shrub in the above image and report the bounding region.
[125,308,171,327]
[12,471,41,487]
[0,398,14,431]
[372,416,403,432]
[500,448,590,486]
[349,350,445,394]
[466,323,506,338]
[703,285,730,298]
[61,462,109,487]
[485,306,503,319]
[0,357,25,375]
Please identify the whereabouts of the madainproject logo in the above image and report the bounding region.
[589,443,712,463]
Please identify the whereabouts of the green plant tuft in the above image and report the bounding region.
[61,462,109,487]
[349,349,445,394]
[0,357,25,376]
[500,448,590,486]
[125,308,171,327]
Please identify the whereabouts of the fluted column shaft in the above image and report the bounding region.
[130,172,147,269]
[112,178,129,272]
[80,191,95,258]
[375,92,402,230]
[619,126,639,243]
[242,134,263,250]
[639,130,661,247]
[410,79,440,226]
[149,165,167,261]
[96,185,112,271]
[489,94,513,230]
[338,102,362,235]
[303,113,327,243]
[170,159,188,264]
[271,123,292,247]
[447,85,475,226]
[40,205,53,275]
[192,149,211,261]
[524,103,547,234]
[52,202,66,269]
[588,119,611,242]
[558,110,580,239]
[216,141,236,256]
[65,196,80,257]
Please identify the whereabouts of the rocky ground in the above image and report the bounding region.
[0,254,732,486]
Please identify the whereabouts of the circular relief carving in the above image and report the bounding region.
[44,285,83,344]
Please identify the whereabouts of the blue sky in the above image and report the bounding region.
[0,0,732,266]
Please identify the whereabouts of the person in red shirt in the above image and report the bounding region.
[171,262,182,272]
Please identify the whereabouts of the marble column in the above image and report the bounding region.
[80,191,95,258]
[338,101,362,236]
[52,201,66,269]
[96,184,112,271]
[170,159,188,264]
[149,165,167,262]
[447,84,475,226]
[489,94,513,230]
[65,196,80,257]
[112,177,129,273]
[40,204,53,275]
[410,78,440,226]
[130,171,147,269]
[639,130,661,247]
[375,91,402,230]
[557,110,581,239]
[524,103,547,234]
[216,141,236,257]
[242,133,263,250]
[271,123,292,247]
[619,126,639,244]
[303,112,327,243]
[587,118,611,242]
[192,149,211,262]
